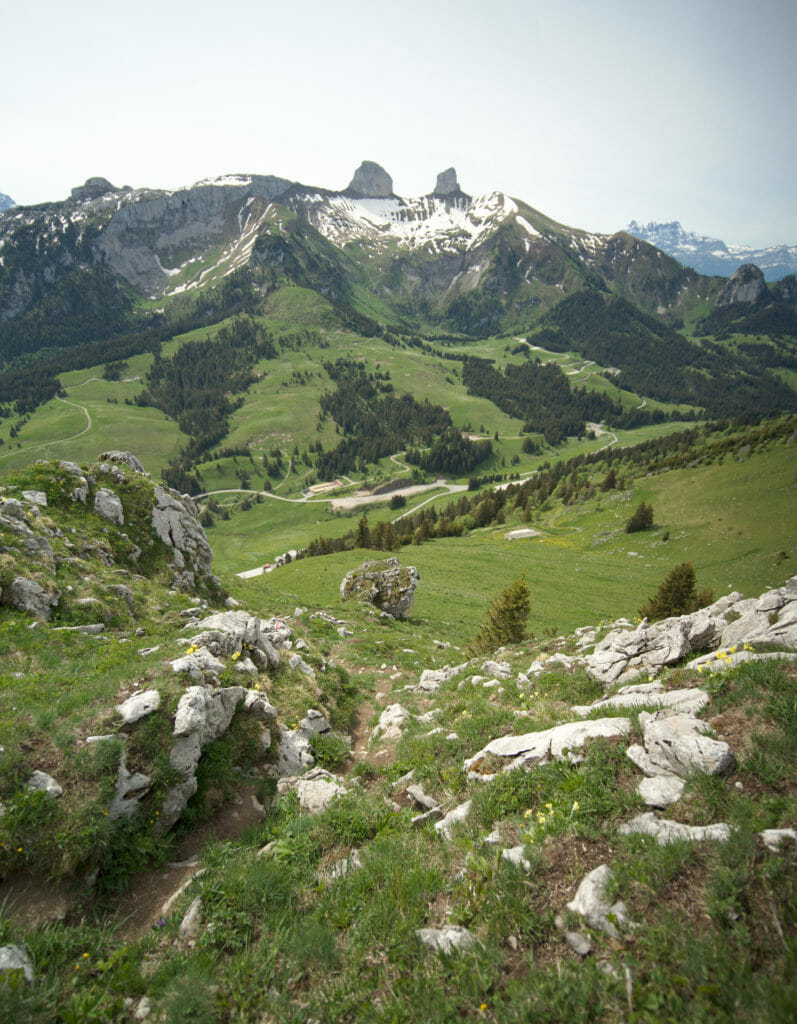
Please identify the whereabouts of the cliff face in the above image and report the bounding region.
[716,263,768,306]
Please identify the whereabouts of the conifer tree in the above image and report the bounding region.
[471,575,531,654]
[639,561,714,621]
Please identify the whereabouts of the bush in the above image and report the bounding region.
[639,561,714,621]
[471,575,531,654]
[625,501,654,533]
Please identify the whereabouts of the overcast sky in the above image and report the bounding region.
[3,0,795,246]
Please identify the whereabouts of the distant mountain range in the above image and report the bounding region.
[626,220,797,281]
[0,192,14,212]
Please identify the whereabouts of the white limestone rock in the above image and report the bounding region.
[170,646,226,682]
[566,864,634,939]
[435,799,472,839]
[415,924,477,955]
[571,683,709,718]
[27,770,62,798]
[619,812,731,845]
[760,828,797,852]
[116,689,161,724]
[0,944,34,984]
[372,703,411,741]
[8,577,59,620]
[637,775,685,808]
[94,487,124,525]
[627,709,734,779]
[278,767,346,814]
[276,728,315,776]
[464,718,631,780]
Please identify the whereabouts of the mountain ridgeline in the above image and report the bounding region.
[1,162,796,442]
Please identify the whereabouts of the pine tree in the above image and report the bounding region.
[471,575,531,654]
[639,561,714,621]
[625,501,654,533]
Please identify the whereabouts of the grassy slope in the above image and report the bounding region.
[218,439,796,644]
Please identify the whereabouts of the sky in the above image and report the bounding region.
[3,0,795,247]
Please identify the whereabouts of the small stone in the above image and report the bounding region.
[415,924,477,955]
[435,800,472,840]
[177,897,202,944]
[564,930,592,956]
[0,944,34,984]
[27,770,62,798]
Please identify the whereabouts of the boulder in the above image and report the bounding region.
[435,799,472,839]
[156,684,246,833]
[464,718,631,780]
[277,767,346,813]
[170,646,226,683]
[760,828,797,852]
[7,577,59,620]
[94,487,124,525]
[276,727,315,776]
[637,775,685,808]
[98,451,146,473]
[626,709,734,779]
[340,557,419,618]
[571,683,709,718]
[108,753,150,821]
[151,485,213,585]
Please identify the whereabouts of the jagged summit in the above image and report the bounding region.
[627,219,797,281]
[347,161,393,198]
[0,190,14,212]
[433,168,460,196]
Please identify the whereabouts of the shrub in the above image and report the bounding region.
[625,501,654,533]
[639,561,714,621]
[471,574,531,654]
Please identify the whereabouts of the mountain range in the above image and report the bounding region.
[626,220,797,281]
[1,162,796,432]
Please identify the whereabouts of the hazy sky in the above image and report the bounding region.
[3,0,795,246]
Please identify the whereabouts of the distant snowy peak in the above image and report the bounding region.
[0,192,15,212]
[627,220,797,282]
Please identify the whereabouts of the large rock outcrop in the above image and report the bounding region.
[340,557,418,618]
[584,578,797,685]
[151,485,214,588]
[347,161,393,198]
[716,264,767,306]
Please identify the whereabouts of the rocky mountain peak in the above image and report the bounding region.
[0,191,14,212]
[716,263,768,306]
[433,168,460,196]
[70,177,119,202]
[347,161,393,198]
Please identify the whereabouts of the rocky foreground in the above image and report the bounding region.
[0,454,795,1020]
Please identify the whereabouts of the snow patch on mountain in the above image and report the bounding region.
[295,191,518,254]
